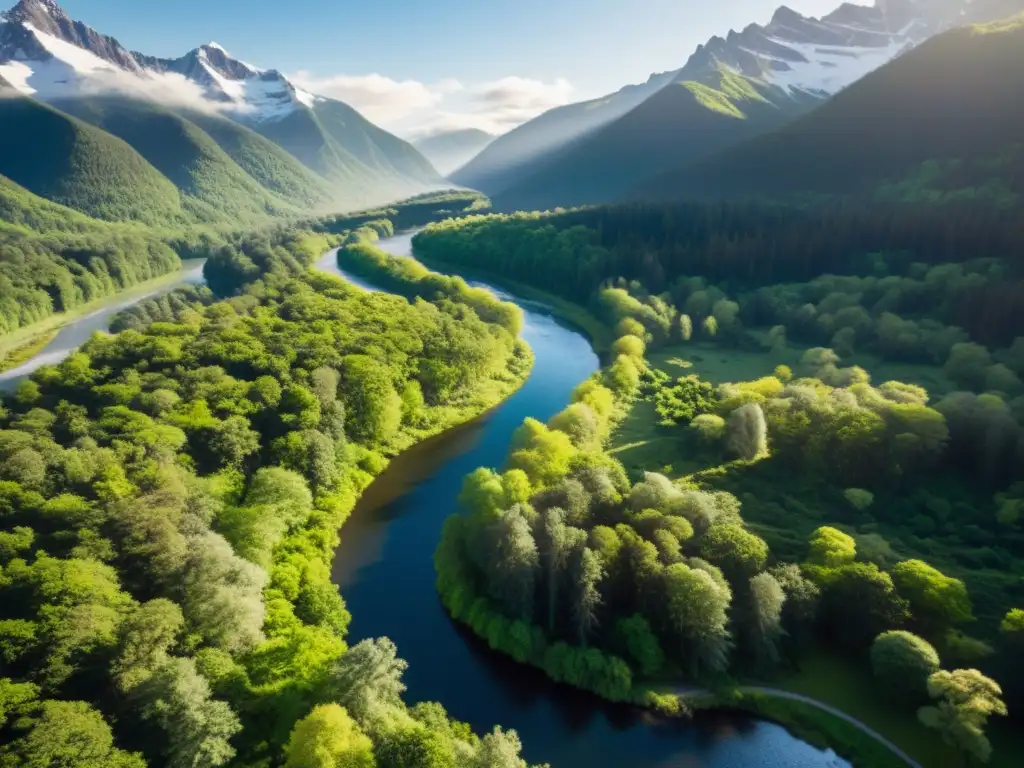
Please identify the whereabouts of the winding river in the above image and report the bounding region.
[1,235,848,767]
[0,259,206,392]
[321,233,849,768]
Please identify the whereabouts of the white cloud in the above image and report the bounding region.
[0,24,239,115]
[474,76,574,110]
[466,76,574,133]
[289,70,574,138]
[290,71,463,125]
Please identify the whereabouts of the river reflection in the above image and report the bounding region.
[333,415,491,589]
[328,231,849,768]
[0,232,849,766]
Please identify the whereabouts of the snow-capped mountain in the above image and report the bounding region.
[135,43,320,122]
[0,0,442,213]
[0,0,141,71]
[483,0,1024,211]
[679,0,1022,97]
[2,0,319,121]
[635,3,1024,203]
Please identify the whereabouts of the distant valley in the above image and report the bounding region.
[413,128,495,177]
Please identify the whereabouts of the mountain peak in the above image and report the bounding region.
[674,0,999,99]
[10,0,64,14]
[6,0,67,24]
[0,0,299,118]
[770,4,805,25]
[1,0,145,73]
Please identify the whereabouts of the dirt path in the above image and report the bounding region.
[673,685,925,768]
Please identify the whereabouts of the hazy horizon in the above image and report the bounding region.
[54,0,850,137]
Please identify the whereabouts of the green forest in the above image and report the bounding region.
[4,3,1024,766]
[0,201,547,767]
[420,206,1024,767]
[0,76,445,228]
[6,151,1024,768]
[0,188,486,348]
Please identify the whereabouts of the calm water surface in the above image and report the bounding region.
[1,237,849,767]
[322,233,849,768]
[0,260,206,391]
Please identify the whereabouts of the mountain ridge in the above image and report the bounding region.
[0,0,443,217]
[51,96,312,223]
[477,0,1023,211]
[449,69,677,195]
[414,128,495,177]
[633,13,1024,206]
[0,87,187,224]
[492,67,814,212]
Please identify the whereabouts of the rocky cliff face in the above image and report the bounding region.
[676,0,1024,97]
[0,0,316,121]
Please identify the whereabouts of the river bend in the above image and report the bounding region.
[1,235,847,767]
[321,232,848,768]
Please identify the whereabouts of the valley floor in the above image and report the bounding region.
[605,337,1024,768]
[443,287,1023,768]
[0,259,205,370]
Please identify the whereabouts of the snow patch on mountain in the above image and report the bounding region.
[293,87,317,108]
[2,22,114,96]
[0,1,320,120]
[678,0,1024,99]
[0,22,212,107]
[761,37,914,95]
[181,46,304,119]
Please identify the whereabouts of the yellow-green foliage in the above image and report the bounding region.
[636,690,689,716]
[612,334,646,360]
[717,68,771,105]
[337,243,524,336]
[714,384,766,415]
[681,82,746,119]
[0,330,59,373]
[573,378,617,427]
[508,419,578,488]
[606,355,643,397]
[679,69,768,120]
[972,12,1024,35]
[0,262,536,767]
[738,376,785,399]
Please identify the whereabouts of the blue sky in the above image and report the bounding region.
[60,0,849,136]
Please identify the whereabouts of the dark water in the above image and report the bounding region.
[322,235,848,768]
[0,260,206,392]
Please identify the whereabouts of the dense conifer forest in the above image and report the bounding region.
[419,204,1024,767]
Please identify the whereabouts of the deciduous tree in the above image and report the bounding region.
[918,669,1006,764]
[284,704,375,768]
[870,630,941,706]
